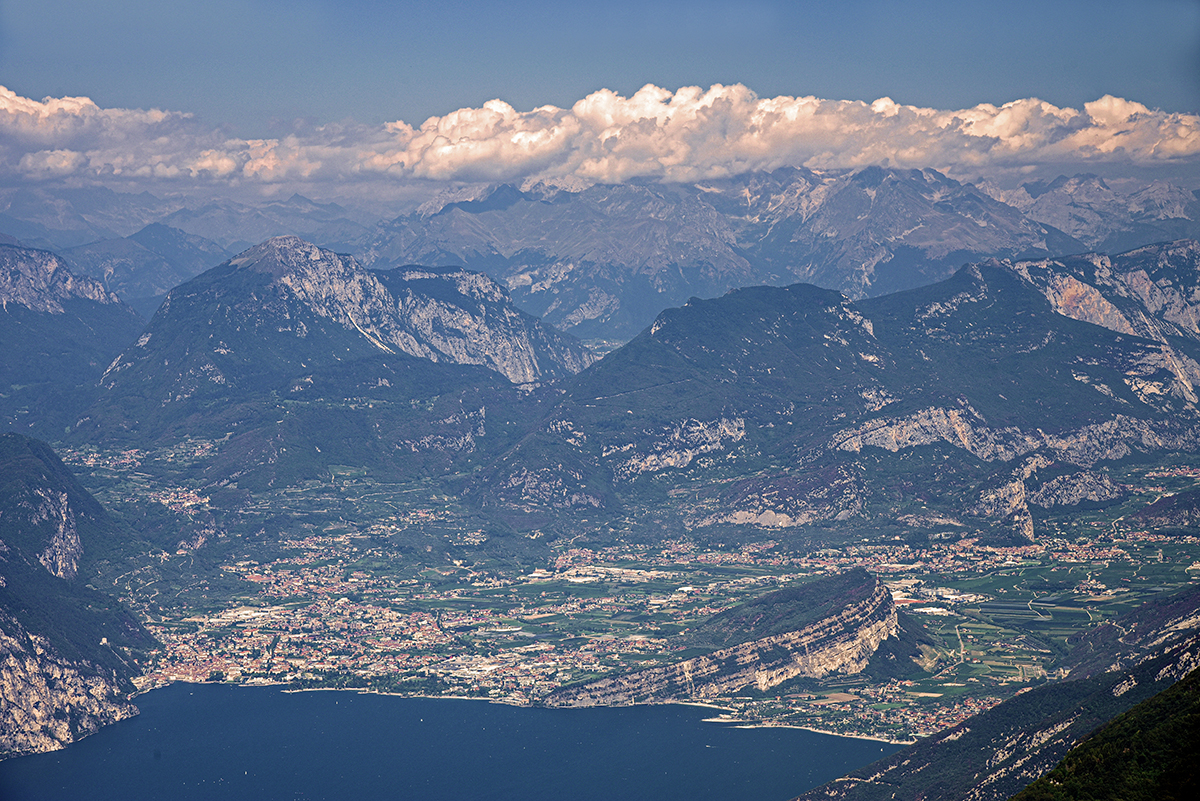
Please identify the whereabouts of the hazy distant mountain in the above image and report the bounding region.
[0,186,175,250]
[981,174,1200,252]
[61,223,232,315]
[360,167,1081,340]
[3,175,1194,344]
[160,194,376,253]
[0,244,144,436]
[0,187,375,260]
[475,242,1200,539]
[0,433,152,760]
[82,236,593,488]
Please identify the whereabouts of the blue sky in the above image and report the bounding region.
[2,0,1197,135]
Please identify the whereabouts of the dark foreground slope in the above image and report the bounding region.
[0,434,153,759]
[1010,665,1199,801]
[795,585,1200,801]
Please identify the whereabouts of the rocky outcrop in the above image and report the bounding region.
[1008,241,1200,345]
[0,435,150,760]
[0,244,122,313]
[609,417,745,481]
[0,613,137,759]
[835,409,1200,469]
[546,579,897,707]
[695,466,864,529]
[29,489,82,581]
[834,404,1037,462]
[1028,471,1124,508]
[228,236,595,384]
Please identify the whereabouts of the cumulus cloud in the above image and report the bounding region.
[2,83,1198,194]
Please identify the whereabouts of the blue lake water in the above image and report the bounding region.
[0,684,900,800]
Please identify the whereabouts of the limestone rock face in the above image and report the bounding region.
[1010,241,1200,345]
[0,245,121,313]
[29,489,82,581]
[0,613,137,759]
[610,417,745,481]
[836,409,1200,468]
[0,435,150,761]
[230,236,596,384]
[547,579,897,707]
[1028,471,1124,508]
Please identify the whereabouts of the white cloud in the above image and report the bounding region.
[2,83,1198,195]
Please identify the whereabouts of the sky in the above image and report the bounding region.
[2,0,1199,204]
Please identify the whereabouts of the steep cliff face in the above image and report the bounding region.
[547,575,897,707]
[0,244,122,312]
[0,613,137,759]
[0,434,151,760]
[1009,241,1200,345]
[375,265,595,382]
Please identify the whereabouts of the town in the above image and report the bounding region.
[70,442,1194,744]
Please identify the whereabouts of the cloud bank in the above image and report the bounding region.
[3,83,1198,197]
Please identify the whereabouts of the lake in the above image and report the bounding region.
[0,684,900,800]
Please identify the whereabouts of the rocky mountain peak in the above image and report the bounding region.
[228,235,355,281]
[983,174,1200,250]
[102,236,593,410]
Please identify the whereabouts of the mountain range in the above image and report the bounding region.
[4,181,1200,791]
[472,241,1200,542]
[359,167,1084,340]
[3,171,1198,343]
[8,229,1200,547]
[77,236,594,491]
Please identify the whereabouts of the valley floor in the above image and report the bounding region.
[65,445,1200,743]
